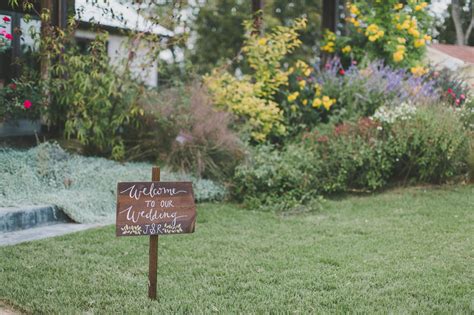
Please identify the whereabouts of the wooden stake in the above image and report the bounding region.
[148,167,160,300]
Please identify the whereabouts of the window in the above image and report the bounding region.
[0,11,41,88]
[0,12,13,88]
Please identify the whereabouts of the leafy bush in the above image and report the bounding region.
[385,104,469,183]
[128,83,244,180]
[204,18,307,142]
[48,34,142,160]
[322,0,431,70]
[233,104,471,207]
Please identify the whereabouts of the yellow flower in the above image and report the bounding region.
[312,98,322,108]
[314,84,322,96]
[353,20,360,27]
[410,66,428,77]
[302,99,308,106]
[414,38,425,48]
[408,28,420,38]
[295,60,309,70]
[349,4,360,15]
[321,43,335,53]
[397,37,406,44]
[288,91,299,102]
[366,24,379,33]
[304,68,312,76]
[424,34,432,41]
[396,45,406,51]
[421,2,428,8]
[342,45,352,54]
[322,96,335,110]
[298,80,307,89]
[415,5,422,11]
[394,3,403,10]
[393,50,404,62]
[365,24,384,41]
[258,37,268,45]
[288,67,295,74]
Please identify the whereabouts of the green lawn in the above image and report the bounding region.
[1,185,473,313]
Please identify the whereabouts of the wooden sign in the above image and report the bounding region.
[116,167,197,300]
[116,181,196,236]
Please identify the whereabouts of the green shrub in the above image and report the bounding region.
[386,105,469,183]
[49,34,142,160]
[233,104,471,208]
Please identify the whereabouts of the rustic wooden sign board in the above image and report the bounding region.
[116,181,196,236]
[116,167,196,300]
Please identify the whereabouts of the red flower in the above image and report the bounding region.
[447,88,453,94]
[5,33,12,40]
[9,83,16,90]
[339,69,345,75]
[23,100,32,109]
[2,16,11,22]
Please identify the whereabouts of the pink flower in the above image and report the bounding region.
[3,16,11,22]
[339,69,345,75]
[455,99,460,105]
[23,100,32,109]
[5,33,12,40]
[447,88,453,94]
[460,94,465,99]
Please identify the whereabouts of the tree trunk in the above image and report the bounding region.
[451,0,465,45]
[322,0,338,33]
[464,1,474,44]
[252,0,263,35]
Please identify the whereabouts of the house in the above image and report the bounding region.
[0,0,173,88]
[426,43,474,86]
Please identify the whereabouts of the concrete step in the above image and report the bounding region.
[0,205,71,233]
[0,222,104,246]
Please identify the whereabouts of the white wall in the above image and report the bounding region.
[75,29,158,87]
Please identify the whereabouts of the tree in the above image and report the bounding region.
[451,0,473,45]
[190,0,322,74]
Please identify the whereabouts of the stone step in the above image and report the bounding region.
[0,205,72,233]
[0,223,103,246]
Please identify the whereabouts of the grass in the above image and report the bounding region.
[0,185,473,313]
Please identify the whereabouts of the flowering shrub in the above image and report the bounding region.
[279,60,338,135]
[0,75,42,121]
[424,68,470,107]
[372,102,417,124]
[204,18,307,142]
[233,104,470,208]
[278,58,439,135]
[0,15,12,53]
[322,0,431,71]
